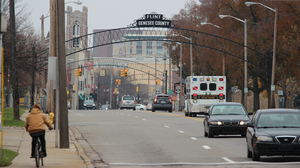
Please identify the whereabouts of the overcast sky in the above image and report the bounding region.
[21,0,196,36]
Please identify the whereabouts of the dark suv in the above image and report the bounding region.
[152,94,172,113]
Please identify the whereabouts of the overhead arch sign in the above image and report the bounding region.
[136,13,172,28]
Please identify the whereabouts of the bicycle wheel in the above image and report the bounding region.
[35,141,40,168]
[40,151,43,166]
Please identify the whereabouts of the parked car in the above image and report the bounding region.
[146,103,152,111]
[246,108,300,161]
[83,100,96,110]
[152,94,172,113]
[120,95,136,110]
[135,104,146,111]
[203,102,252,138]
[100,104,111,110]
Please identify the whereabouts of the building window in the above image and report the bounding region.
[136,41,142,54]
[156,42,163,54]
[73,38,79,47]
[73,21,80,36]
[146,42,152,54]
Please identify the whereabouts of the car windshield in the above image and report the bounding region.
[211,105,246,115]
[156,96,170,102]
[85,100,94,104]
[123,96,134,100]
[257,113,300,128]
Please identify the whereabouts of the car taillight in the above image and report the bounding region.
[121,101,123,103]
[193,93,197,99]
[169,96,172,103]
[134,101,136,104]
[219,78,224,81]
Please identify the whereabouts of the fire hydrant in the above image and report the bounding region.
[49,111,54,124]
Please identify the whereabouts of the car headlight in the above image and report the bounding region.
[93,104,95,106]
[257,136,273,142]
[239,121,245,126]
[210,121,223,125]
[84,104,86,106]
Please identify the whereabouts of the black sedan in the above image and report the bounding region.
[246,109,300,161]
[203,102,252,138]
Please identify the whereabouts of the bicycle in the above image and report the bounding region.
[34,137,44,168]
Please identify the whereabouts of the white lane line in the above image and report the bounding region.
[142,119,146,121]
[135,116,139,118]
[164,125,169,128]
[202,145,211,149]
[178,130,184,134]
[222,157,236,163]
[191,137,197,140]
[128,114,131,116]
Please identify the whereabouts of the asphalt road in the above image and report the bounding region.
[69,109,300,168]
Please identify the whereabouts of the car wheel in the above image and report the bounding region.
[208,128,214,138]
[133,107,136,111]
[140,108,144,110]
[252,149,260,161]
[168,109,172,113]
[193,114,197,117]
[152,108,155,112]
[247,145,252,158]
[185,112,188,116]
[188,112,193,117]
[204,128,208,137]
[120,107,123,110]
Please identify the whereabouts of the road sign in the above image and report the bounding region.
[168,89,173,95]
[100,69,105,76]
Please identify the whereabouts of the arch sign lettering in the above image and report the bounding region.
[134,13,173,28]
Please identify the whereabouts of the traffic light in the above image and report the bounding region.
[115,79,118,85]
[79,68,82,76]
[118,79,121,85]
[151,87,153,92]
[115,79,121,85]
[136,86,138,92]
[158,80,161,85]
[156,79,158,85]
[121,70,124,77]
[124,69,128,77]
[75,69,79,76]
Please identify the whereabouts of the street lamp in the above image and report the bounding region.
[200,22,224,76]
[103,88,109,104]
[219,14,248,110]
[200,22,221,29]
[172,34,193,76]
[245,2,277,108]
[173,42,183,111]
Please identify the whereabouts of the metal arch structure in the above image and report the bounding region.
[67,57,166,80]
[65,27,271,74]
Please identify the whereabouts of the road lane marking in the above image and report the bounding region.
[135,116,139,118]
[128,114,131,116]
[202,145,211,149]
[222,157,236,163]
[178,130,184,133]
[164,125,170,128]
[142,119,146,121]
[191,137,197,140]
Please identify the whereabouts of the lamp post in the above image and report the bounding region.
[173,34,193,76]
[219,15,248,110]
[245,2,277,108]
[103,88,109,104]
[200,22,224,76]
[173,43,183,111]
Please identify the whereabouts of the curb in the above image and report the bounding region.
[69,129,95,168]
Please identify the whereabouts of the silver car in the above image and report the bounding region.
[120,95,136,110]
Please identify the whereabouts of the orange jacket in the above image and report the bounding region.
[25,107,53,134]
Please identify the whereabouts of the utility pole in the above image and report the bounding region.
[57,0,69,148]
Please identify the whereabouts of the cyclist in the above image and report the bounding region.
[25,104,53,158]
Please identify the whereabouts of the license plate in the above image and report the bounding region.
[161,101,165,103]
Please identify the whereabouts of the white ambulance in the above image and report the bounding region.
[184,76,226,117]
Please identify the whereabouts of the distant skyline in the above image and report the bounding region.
[22,0,197,36]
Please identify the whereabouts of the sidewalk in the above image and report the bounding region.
[3,111,94,168]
